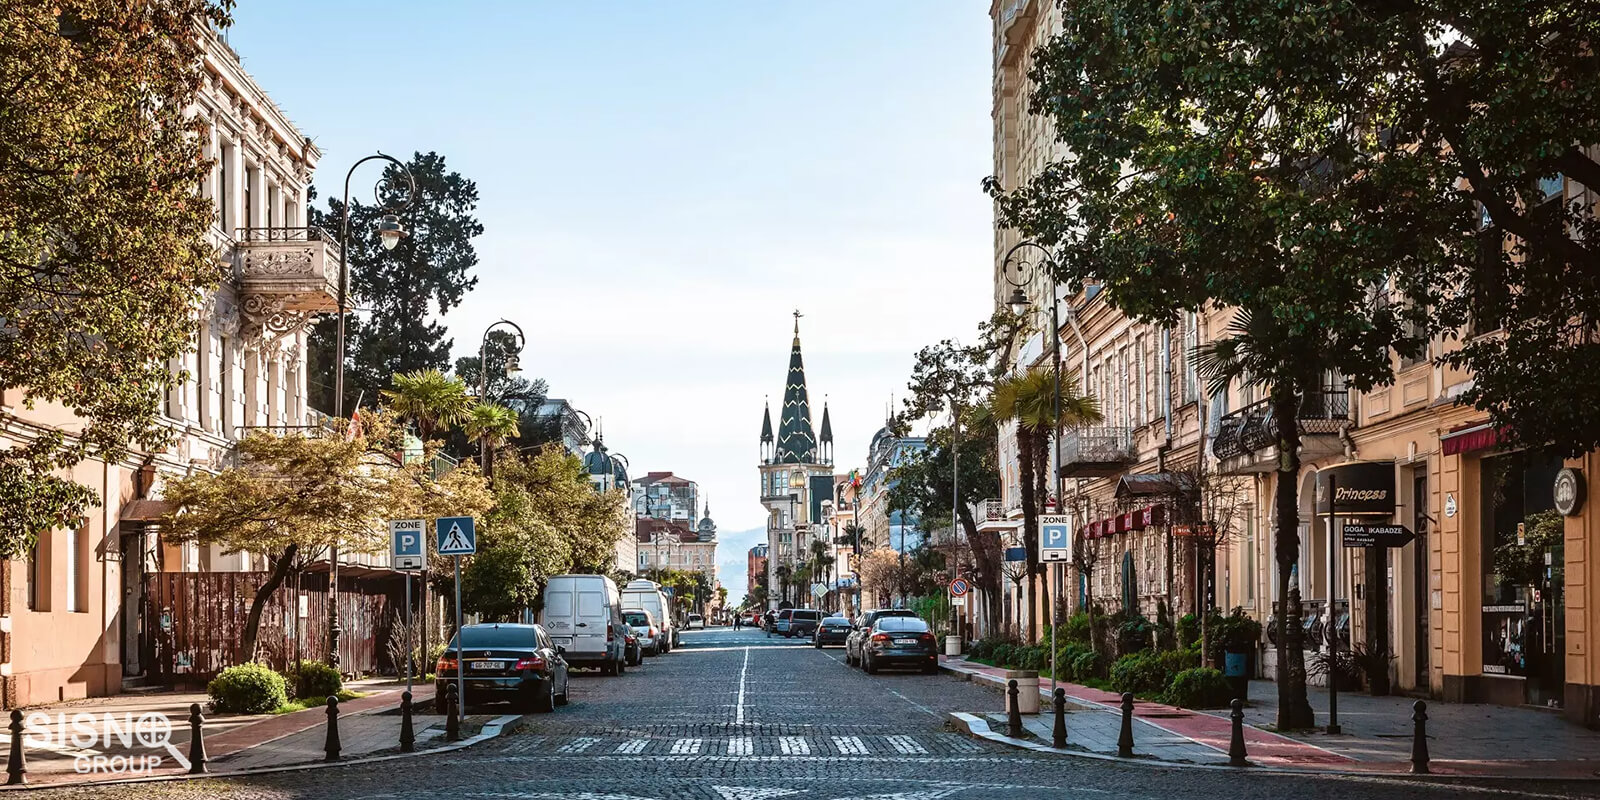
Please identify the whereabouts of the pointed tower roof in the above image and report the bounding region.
[819,400,833,443]
[760,399,774,443]
[775,312,817,464]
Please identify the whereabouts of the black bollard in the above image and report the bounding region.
[1229,698,1248,767]
[1410,700,1430,775]
[1117,692,1135,758]
[1006,679,1022,738]
[6,709,26,786]
[400,691,416,753]
[187,703,208,774]
[445,683,461,742]
[1052,687,1067,748]
[324,695,342,762]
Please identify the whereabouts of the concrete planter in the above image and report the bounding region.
[1003,670,1041,714]
[945,635,962,656]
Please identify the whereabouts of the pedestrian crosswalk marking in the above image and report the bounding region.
[831,735,868,755]
[614,739,648,754]
[670,737,703,754]
[778,736,809,755]
[557,737,598,753]
[727,737,753,755]
[885,735,926,754]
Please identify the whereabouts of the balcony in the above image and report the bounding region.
[234,226,341,344]
[975,498,1021,532]
[1059,426,1136,478]
[1213,388,1351,473]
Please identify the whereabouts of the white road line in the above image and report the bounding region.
[614,738,648,754]
[556,737,598,753]
[831,735,868,755]
[884,735,926,754]
[670,737,703,755]
[887,689,939,718]
[778,736,810,755]
[727,736,753,755]
[736,646,751,724]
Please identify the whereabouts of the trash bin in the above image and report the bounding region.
[945,635,962,657]
[1004,670,1041,714]
[1224,649,1250,702]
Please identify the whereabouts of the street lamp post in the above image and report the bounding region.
[1003,240,1065,666]
[476,319,527,474]
[329,153,416,668]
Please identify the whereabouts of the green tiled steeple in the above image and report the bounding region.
[775,315,817,464]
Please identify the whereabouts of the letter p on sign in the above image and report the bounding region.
[391,519,425,570]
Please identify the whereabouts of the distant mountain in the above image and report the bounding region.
[714,526,766,606]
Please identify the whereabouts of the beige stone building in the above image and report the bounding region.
[2,25,335,707]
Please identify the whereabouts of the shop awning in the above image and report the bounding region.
[1115,472,1196,499]
[120,499,176,522]
[1441,423,1508,456]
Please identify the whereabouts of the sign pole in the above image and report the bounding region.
[405,575,413,698]
[1327,473,1341,735]
[454,554,464,725]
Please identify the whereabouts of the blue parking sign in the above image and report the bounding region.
[1041,523,1071,550]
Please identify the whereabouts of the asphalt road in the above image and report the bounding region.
[32,626,1597,799]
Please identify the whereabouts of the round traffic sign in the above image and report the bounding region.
[949,578,970,597]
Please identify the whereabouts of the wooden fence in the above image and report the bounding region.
[143,570,415,683]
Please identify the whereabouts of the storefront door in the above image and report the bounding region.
[1413,472,1430,689]
[1479,448,1565,706]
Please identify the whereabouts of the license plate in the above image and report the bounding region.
[894,638,917,645]
[470,660,502,670]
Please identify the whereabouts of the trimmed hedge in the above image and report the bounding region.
[207,663,288,714]
[285,660,342,700]
[1109,652,1169,695]
[1165,667,1232,708]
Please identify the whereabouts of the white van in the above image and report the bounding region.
[539,574,627,675]
[621,579,677,652]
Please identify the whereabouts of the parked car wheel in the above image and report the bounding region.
[922,661,938,675]
[532,680,555,713]
[863,654,878,674]
[814,640,823,649]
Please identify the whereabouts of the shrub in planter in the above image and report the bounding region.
[1207,607,1264,664]
[285,660,342,700]
[1165,667,1233,708]
[1109,652,1168,695]
[208,663,288,714]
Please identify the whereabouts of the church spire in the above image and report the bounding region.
[775,310,817,464]
[819,399,833,444]
[760,398,774,443]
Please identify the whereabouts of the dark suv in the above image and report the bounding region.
[774,608,823,638]
[845,608,919,667]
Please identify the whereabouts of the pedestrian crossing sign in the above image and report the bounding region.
[435,516,477,556]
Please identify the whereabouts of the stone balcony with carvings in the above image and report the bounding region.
[233,226,341,344]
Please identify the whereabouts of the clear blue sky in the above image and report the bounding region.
[228,2,995,602]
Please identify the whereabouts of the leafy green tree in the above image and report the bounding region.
[308,152,482,414]
[0,1,231,556]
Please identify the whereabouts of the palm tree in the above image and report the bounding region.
[983,366,1101,643]
[775,563,793,606]
[463,402,520,477]
[1193,309,1318,729]
[382,369,473,443]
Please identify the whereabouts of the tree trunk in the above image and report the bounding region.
[1032,432,1051,644]
[240,543,299,665]
[1272,387,1316,729]
[1018,432,1040,643]
[958,504,1004,637]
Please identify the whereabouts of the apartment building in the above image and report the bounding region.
[3,25,329,706]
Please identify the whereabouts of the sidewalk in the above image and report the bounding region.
[0,679,478,787]
[940,656,1600,779]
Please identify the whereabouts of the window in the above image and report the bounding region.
[1181,311,1199,403]
[1470,204,1506,337]
[219,144,233,230]
[66,524,85,613]
[242,166,256,232]
[27,538,47,611]
[1242,507,1256,604]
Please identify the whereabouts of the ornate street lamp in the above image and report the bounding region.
[477,319,527,473]
[328,152,416,669]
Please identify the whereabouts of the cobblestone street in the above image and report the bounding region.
[23,628,1598,799]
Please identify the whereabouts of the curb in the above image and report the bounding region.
[943,665,1600,786]
[0,713,521,791]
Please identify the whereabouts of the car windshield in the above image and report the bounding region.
[449,626,536,648]
[623,612,650,626]
[875,617,929,633]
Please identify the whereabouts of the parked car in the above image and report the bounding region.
[687,613,705,630]
[622,608,663,656]
[813,616,851,648]
[435,623,569,712]
[858,616,938,674]
[776,608,822,639]
[622,579,678,652]
[539,574,628,675]
[845,608,920,666]
[623,629,642,666]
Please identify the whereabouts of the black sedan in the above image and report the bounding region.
[859,616,938,675]
[436,623,569,713]
[813,617,851,648]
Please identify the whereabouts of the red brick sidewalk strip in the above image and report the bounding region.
[207,686,436,758]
